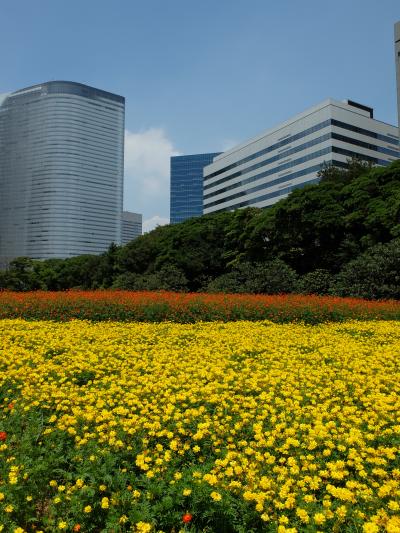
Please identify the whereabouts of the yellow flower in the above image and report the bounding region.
[5,504,14,513]
[84,505,92,513]
[387,517,400,533]
[119,515,128,524]
[314,513,325,525]
[58,523,67,531]
[1,318,400,530]
[135,522,152,533]
[183,488,192,496]
[296,508,309,524]
[336,505,347,519]
[363,524,379,533]
[210,491,222,501]
[388,501,400,511]
[101,496,109,509]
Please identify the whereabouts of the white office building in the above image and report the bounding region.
[121,211,142,245]
[395,21,400,130]
[0,81,125,266]
[203,99,399,214]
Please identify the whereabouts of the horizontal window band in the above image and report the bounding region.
[204,148,390,210]
[204,118,398,185]
[204,159,328,208]
[204,130,398,196]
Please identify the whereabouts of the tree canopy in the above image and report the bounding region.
[1,159,400,299]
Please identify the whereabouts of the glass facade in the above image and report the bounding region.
[170,153,221,224]
[0,81,125,265]
[204,119,399,188]
[204,99,399,215]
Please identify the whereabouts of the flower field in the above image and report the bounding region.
[0,291,400,323]
[0,319,399,532]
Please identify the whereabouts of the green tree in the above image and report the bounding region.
[244,160,400,273]
[3,257,42,291]
[207,260,298,294]
[332,238,400,299]
[112,265,188,291]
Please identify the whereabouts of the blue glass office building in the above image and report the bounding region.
[170,153,221,224]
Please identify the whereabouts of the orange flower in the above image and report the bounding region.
[0,431,7,441]
[182,513,193,523]
[73,525,81,532]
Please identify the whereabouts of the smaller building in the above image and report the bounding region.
[121,211,142,245]
[170,153,221,224]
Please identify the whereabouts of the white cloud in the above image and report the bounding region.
[123,127,181,230]
[142,215,170,234]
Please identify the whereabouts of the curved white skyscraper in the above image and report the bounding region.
[396,21,400,132]
[0,81,124,265]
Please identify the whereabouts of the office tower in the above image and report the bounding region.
[170,153,221,224]
[0,81,125,266]
[203,99,399,215]
[396,21,400,132]
[121,211,142,244]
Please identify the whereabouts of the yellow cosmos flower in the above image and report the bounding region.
[101,497,109,509]
[363,524,379,533]
[0,318,400,528]
[314,513,325,525]
[135,522,152,533]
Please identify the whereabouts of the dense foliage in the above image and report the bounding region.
[1,160,400,298]
[0,291,399,323]
[1,319,400,532]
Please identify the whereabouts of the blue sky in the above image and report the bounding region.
[2,0,399,230]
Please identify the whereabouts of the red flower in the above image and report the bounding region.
[0,431,7,441]
[8,403,14,410]
[182,513,193,523]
